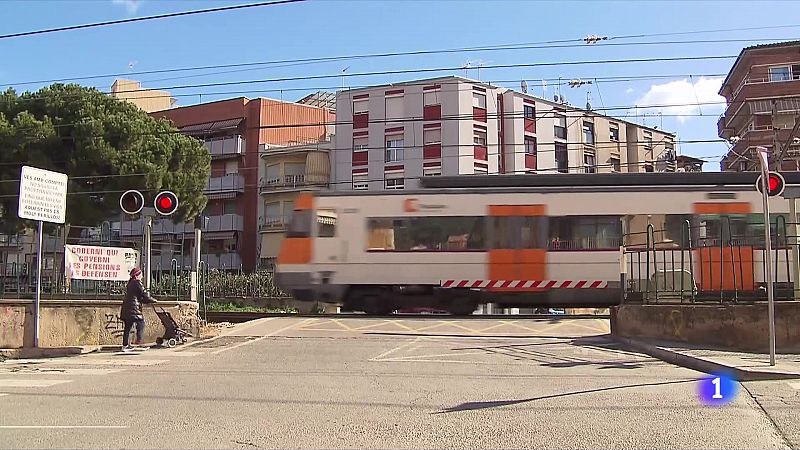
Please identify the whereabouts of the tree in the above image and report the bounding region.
[0,84,211,232]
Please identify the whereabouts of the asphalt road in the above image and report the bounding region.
[0,316,797,449]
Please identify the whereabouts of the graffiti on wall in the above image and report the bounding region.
[104,314,126,338]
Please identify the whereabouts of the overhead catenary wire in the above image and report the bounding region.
[0,37,784,89]
[0,0,307,40]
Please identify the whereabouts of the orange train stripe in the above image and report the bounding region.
[488,205,546,216]
[276,237,311,264]
[693,202,751,214]
[294,192,314,210]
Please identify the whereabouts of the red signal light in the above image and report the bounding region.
[756,172,785,197]
[154,191,179,216]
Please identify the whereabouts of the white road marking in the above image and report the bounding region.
[369,336,424,361]
[0,379,72,388]
[788,382,800,390]
[162,351,205,357]
[211,319,316,355]
[0,425,128,429]
[0,368,123,376]
[5,359,168,367]
[0,394,7,397]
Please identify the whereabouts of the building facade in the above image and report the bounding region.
[258,141,331,271]
[120,97,334,272]
[719,41,800,172]
[332,76,677,191]
[111,79,176,113]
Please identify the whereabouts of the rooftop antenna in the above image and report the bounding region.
[341,66,349,90]
[586,91,593,111]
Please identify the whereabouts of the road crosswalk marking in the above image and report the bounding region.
[0,379,72,388]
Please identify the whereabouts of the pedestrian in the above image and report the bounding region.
[121,267,157,352]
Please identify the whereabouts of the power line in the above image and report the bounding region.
[0,0,306,40]
[0,37,777,89]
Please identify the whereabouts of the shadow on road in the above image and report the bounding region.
[433,379,695,414]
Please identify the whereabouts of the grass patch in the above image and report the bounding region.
[205,301,297,314]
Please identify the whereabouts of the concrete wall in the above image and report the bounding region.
[0,299,200,349]
[611,303,800,352]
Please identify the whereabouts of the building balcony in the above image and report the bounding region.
[260,215,291,232]
[720,83,800,135]
[201,253,242,270]
[205,174,245,199]
[259,174,327,193]
[205,214,244,233]
[204,135,244,159]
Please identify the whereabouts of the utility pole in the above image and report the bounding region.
[143,216,152,290]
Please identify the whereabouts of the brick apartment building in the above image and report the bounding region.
[332,76,677,191]
[719,41,800,171]
[120,96,334,272]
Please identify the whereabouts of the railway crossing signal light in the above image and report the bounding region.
[756,172,785,197]
[119,190,145,215]
[154,191,179,216]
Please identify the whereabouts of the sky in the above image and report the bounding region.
[2,0,800,172]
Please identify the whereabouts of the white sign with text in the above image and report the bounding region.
[65,245,139,281]
[17,166,68,224]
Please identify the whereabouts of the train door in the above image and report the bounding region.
[692,202,755,293]
[487,205,548,291]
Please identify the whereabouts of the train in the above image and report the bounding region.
[275,172,800,315]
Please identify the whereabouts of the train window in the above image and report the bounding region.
[367,216,485,251]
[490,217,546,249]
[317,209,337,238]
[549,216,621,250]
[286,210,312,238]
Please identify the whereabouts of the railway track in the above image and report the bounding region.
[203,310,610,323]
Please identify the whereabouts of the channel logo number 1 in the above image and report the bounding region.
[698,374,738,406]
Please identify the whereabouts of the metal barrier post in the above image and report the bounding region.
[790,200,800,300]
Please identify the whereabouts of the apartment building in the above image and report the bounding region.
[120,96,334,272]
[332,76,677,191]
[718,41,800,172]
[258,140,331,271]
[111,79,176,113]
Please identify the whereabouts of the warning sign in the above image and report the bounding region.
[17,166,68,224]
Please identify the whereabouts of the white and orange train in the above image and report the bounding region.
[275,173,800,315]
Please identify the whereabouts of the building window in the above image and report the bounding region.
[739,161,748,171]
[524,137,537,155]
[610,157,621,172]
[554,114,567,139]
[584,154,596,173]
[223,200,238,215]
[224,160,238,175]
[524,105,535,119]
[352,173,368,190]
[353,99,368,114]
[423,166,442,177]
[385,138,404,162]
[473,92,486,109]
[385,175,404,190]
[423,89,440,106]
[264,202,281,226]
[265,164,280,185]
[385,95,404,120]
[583,121,595,145]
[423,128,441,145]
[473,130,487,146]
[644,134,653,159]
[610,124,619,141]
[768,66,793,82]
[353,137,368,152]
[474,165,488,175]
[317,209,337,238]
[556,143,568,173]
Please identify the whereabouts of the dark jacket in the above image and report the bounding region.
[121,278,156,321]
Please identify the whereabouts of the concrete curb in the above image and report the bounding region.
[0,346,100,360]
[615,336,800,381]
